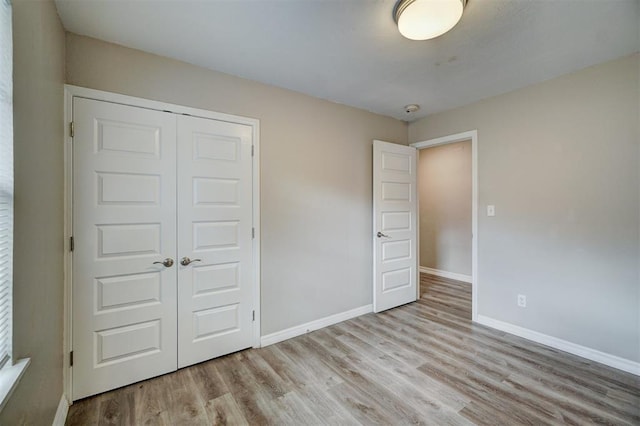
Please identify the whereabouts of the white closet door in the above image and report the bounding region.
[72,98,178,400]
[176,115,254,368]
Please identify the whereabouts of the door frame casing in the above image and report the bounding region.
[63,85,262,403]
[410,130,478,322]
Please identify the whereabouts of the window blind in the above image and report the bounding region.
[0,0,13,370]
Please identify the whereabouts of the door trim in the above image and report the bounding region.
[411,130,478,323]
[63,85,262,403]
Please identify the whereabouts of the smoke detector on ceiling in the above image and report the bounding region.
[404,104,420,114]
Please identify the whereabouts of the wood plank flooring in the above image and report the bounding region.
[66,273,640,425]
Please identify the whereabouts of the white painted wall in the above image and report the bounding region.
[409,54,640,363]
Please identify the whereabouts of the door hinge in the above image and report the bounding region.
[251,145,254,157]
[69,351,73,367]
[69,122,74,138]
[252,310,255,322]
[69,236,74,251]
[252,227,255,239]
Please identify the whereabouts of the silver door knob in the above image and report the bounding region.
[180,257,202,266]
[153,258,174,267]
[377,232,391,238]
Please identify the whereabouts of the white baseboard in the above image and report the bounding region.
[261,304,373,347]
[476,315,640,376]
[419,266,472,284]
[52,394,69,426]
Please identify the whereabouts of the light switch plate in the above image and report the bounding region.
[487,205,495,216]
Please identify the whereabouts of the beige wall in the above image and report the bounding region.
[409,54,640,362]
[1,0,66,424]
[66,33,407,335]
[418,141,472,276]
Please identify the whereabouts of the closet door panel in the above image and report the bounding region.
[177,115,254,368]
[72,98,178,400]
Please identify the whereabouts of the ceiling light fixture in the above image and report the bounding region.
[394,0,466,41]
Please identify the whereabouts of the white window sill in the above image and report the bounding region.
[0,358,30,413]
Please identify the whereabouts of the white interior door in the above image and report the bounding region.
[373,140,418,312]
[176,115,254,368]
[72,98,178,400]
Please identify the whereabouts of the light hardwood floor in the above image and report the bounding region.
[66,273,640,425]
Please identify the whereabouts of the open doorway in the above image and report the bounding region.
[411,131,478,321]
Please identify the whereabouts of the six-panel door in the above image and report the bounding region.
[72,98,255,400]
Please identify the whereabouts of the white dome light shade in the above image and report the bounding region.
[395,0,464,41]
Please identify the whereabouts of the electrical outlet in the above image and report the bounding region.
[517,294,527,308]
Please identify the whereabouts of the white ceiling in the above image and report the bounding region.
[55,0,639,121]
